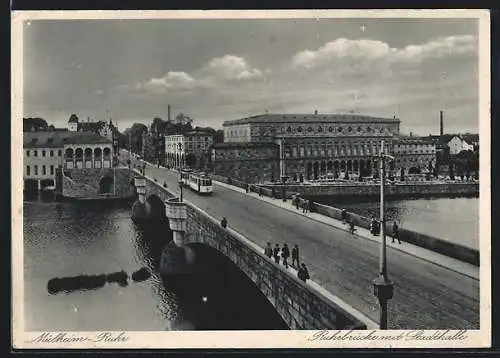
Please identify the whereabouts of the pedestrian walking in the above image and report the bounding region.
[245,183,249,193]
[370,215,377,236]
[392,221,402,244]
[341,209,347,223]
[273,244,281,264]
[220,217,228,229]
[298,263,310,283]
[291,244,299,267]
[264,242,273,258]
[295,196,300,210]
[258,186,263,197]
[306,199,312,213]
[281,243,290,268]
[301,199,307,213]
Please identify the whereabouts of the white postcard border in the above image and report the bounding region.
[11,9,491,349]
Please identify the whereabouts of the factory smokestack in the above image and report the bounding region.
[440,110,444,137]
[168,105,171,122]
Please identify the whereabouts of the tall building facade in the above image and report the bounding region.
[392,137,436,174]
[165,129,216,169]
[217,113,401,182]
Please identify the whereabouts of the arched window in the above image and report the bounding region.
[287,126,292,132]
[65,148,74,159]
[348,126,353,132]
[328,126,333,132]
[338,127,343,132]
[318,126,323,132]
[75,148,83,160]
[307,127,313,132]
[297,126,303,132]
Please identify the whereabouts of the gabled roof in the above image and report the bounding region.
[68,114,79,123]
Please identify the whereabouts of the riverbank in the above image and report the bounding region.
[261,181,479,200]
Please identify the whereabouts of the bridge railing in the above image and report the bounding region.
[209,172,479,267]
[311,202,479,266]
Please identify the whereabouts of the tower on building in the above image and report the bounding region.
[68,114,79,132]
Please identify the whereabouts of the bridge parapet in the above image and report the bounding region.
[134,173,370,330]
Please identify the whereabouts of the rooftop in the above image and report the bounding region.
[213,142,279,149]
[24,131,112,148]
[223,113,400,126]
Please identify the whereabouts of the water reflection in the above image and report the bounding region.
[24,199,287,331]
[317,196,479,249]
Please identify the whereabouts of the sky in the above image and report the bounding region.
[23,17,479,135]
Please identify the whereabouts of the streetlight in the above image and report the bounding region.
[372,140,395,329]
[178,141,184,203]
[281,175,287,202]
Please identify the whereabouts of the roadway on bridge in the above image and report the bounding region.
[124,154,479,329]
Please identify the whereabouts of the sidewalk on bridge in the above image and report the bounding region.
[121,152,478,280]
[213,180,479,280]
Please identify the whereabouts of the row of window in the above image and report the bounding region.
[26,149,62,157]
[226,125,392,138]
[26,165,54,176]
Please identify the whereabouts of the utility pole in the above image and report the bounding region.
[372,140,395,329]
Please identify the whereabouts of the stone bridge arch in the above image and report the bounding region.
[145,194,166,219]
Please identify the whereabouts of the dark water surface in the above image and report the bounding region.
[317,197,479,250]
[23,197,287,331]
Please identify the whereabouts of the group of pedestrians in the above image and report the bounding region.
[264,243,310,283]
[291,195,311,213]
[369,215,402,244]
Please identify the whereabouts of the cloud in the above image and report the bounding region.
[393,35,477,62]
[291,35,477,69]
[203,55,266,82]
[130,55,268,96]
[140,71,196,95]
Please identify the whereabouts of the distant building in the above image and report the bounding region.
[24,131,113,192]
[165,128,216,169]
[392,136,437,174]
[216,112,400,183]
[447,135,474,155]
[165,135,185,168]
[66,114,119,162]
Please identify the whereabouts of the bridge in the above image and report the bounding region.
[121,151,479,330]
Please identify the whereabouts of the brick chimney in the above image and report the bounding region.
[440,110,444,137]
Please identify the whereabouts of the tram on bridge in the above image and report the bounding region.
[187,171,213,195]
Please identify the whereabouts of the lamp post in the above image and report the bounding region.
[178,141,184,203]
[281,175,287,202]
[179,172,184,203]
[372,140,395,329]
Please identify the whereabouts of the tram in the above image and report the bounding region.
[187,172,213,195]
[180,169,193,188]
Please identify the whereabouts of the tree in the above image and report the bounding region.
[449,163,455,180]
[23,117,48,132]
[129,123,148,154]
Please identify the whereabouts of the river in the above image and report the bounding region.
[23,196,287,331]
[316,197,479,250]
